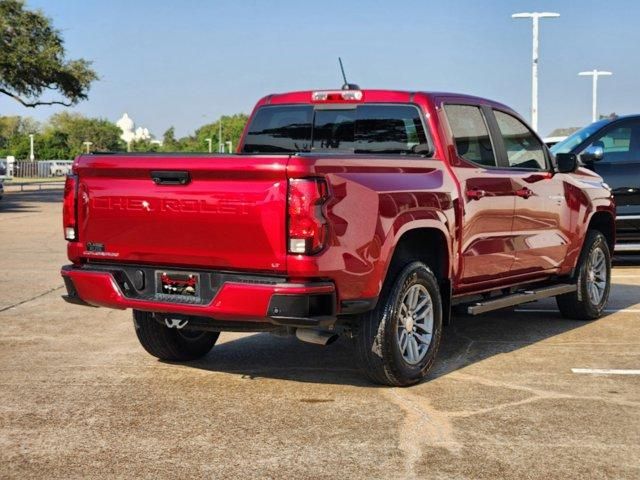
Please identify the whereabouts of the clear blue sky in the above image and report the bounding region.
[2,0,639,137]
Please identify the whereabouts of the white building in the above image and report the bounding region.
[116,113,153,147]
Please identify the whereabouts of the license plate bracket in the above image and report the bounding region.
[155,271,200,298]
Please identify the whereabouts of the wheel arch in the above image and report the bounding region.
[587,210,615,253]
[386,227,450,281]
[381,226,452,324]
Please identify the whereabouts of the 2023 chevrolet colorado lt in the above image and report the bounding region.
[61,89,615,386]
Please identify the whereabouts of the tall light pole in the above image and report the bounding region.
[218,121,223,153]
[205,138,212,153]
[578,70,613,122]
[83,141,93,154]
[512,12,560,132]
[29,134,35,161]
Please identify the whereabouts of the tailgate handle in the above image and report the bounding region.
[151,170,190,185]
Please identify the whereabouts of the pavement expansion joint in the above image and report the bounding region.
[0,285,64,313]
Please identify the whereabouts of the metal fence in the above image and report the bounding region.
[4,160,73,179]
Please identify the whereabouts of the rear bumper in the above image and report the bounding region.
[61,264,336,327]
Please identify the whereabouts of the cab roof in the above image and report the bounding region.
[258,89,511,111]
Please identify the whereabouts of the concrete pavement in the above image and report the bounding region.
[1,190,639,479]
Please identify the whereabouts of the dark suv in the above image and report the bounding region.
[552,115,640,252]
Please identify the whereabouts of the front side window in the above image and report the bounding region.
[585,122,640,163]
[444,104,496,167]
[494,110,546,170]
[242,104,428,155]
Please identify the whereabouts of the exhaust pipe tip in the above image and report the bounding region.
[295,328,339,346]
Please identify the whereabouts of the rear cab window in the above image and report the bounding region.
[242,104,428,155]
[241,105,312,153]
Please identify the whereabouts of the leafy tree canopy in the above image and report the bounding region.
[46,112,123,156]
[0,113,249,159]
[194,114,249,152]
[0,0,97,107]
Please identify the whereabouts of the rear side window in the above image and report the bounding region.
[444,105,496,167]
[242,104,428,155]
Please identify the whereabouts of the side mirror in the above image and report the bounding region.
[555,153,578,173]
[581,144,604,163]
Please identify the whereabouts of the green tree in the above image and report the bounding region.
[0,115,38,157]
[130,138,160,152]
[0,0,97,107]
[40,129,70,159]
[193,114,249,153]
[162,127,178,150]
[48,112,123,156]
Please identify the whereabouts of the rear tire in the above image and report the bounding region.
[355,262,443,387]
[133,310,219,361]
[556,230,611,320]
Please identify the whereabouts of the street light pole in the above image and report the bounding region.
[29,134,34,161]
[578,70,613,122]
[205,138,212,153]
[218,121,223,153]
[512,11,560,132]
[83,141,93,154]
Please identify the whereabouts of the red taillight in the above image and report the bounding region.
[63,174,78,241]
[287,178,329,255]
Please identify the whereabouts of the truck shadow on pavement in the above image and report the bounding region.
[184,281,639,386]
[0,189,63,213]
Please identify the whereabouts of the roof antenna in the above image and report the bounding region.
[338,57,360,90]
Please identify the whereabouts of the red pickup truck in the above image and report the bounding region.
[61,88,615,386]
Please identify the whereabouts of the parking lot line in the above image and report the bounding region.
[571,368,640,375]
[514,308,640,313]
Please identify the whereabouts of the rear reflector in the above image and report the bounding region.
[63,174,78,241]
[311,90,363,102]
[287,178,329,255]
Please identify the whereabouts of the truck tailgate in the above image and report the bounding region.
[75,155,289,273]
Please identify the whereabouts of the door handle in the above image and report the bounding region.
[515,187,533,199]
[151,170,190,185]
[467,189,486,201]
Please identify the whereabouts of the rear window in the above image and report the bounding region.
[241,105,313,153]
[242,104,428,155]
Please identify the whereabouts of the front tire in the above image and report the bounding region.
[133,310,219,361]
[556,230,611,320]
[355,262,443,387]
